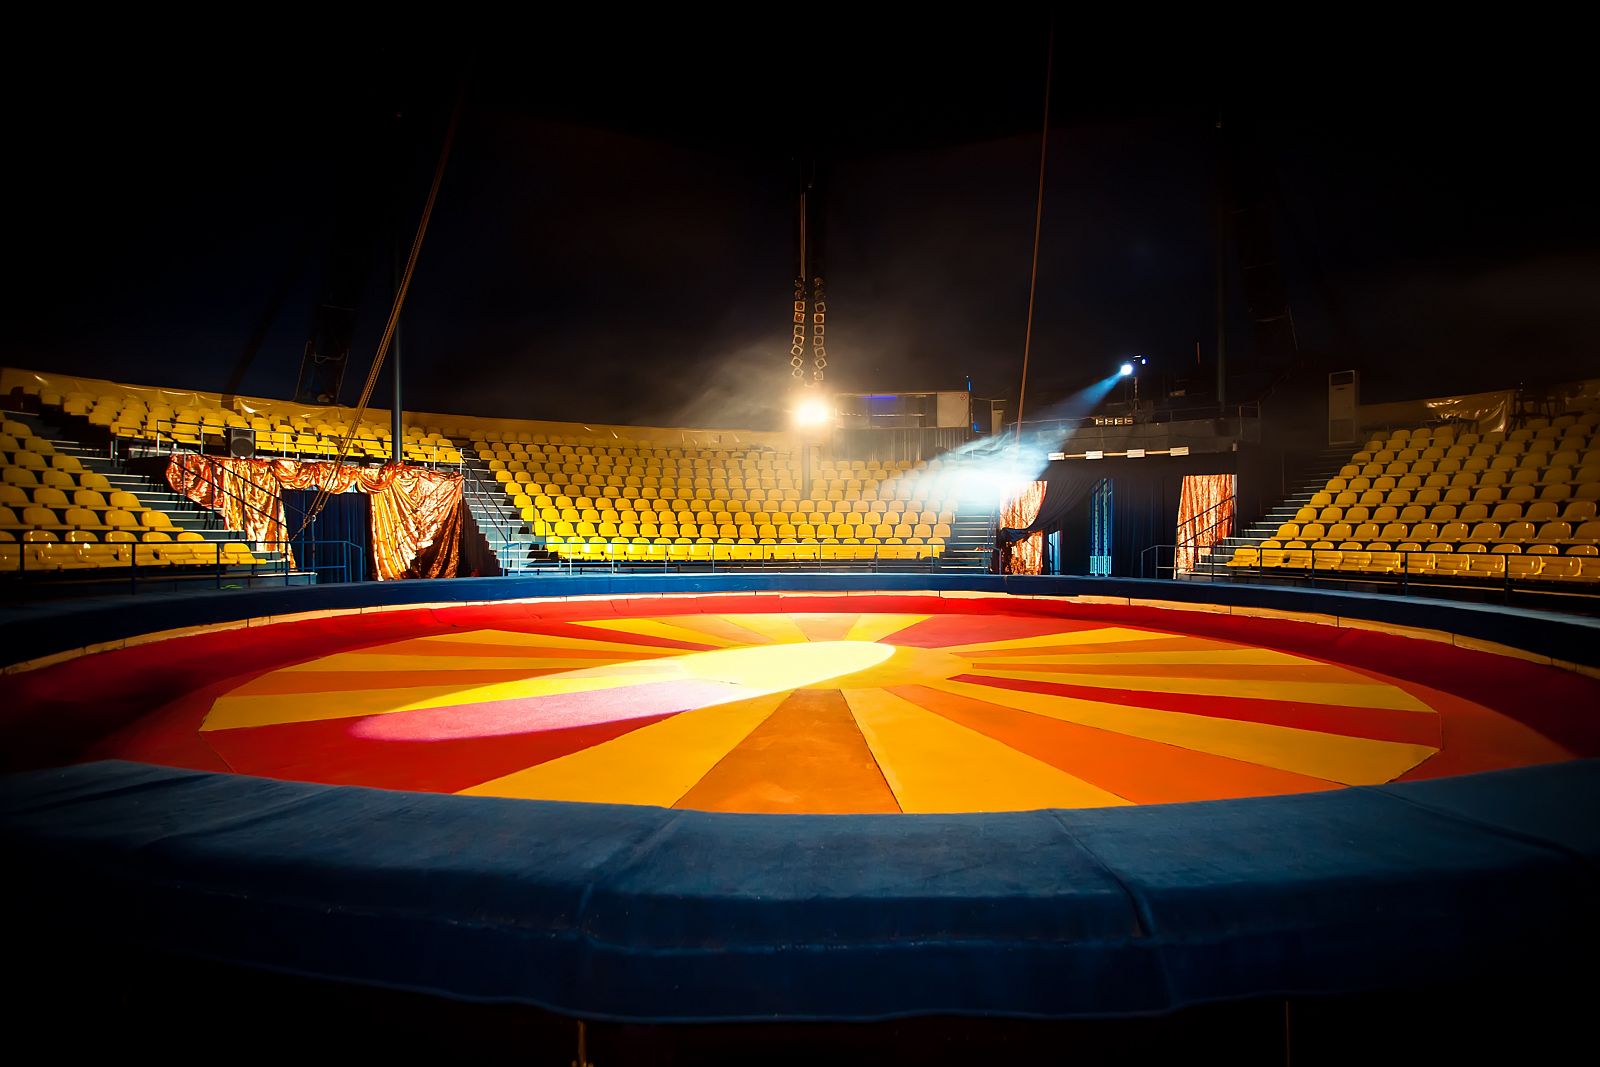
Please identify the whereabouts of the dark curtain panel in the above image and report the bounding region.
[284,489,370,584]
[1001,454,1237,577]
[455,501,503,577]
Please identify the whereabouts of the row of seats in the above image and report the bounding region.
[479,438,914,474]
[1296,500,1597,525]
[541,521,951,543]
[1363,414,1598,447]
[470,431,953,561]
[2,541,262,572]
[510,493,952,517]
[519,504,953,526]
[1274,520,1600,545]
[543,542,940,562]
[480,445,802,465]
[50,389,461,464]
[1229,542,1600,582]
[1229,415,1600,585]
[1,422,192,550]
[1,526,221,545]
[1336,462,1599,486]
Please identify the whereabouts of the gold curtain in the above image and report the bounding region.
[166,454,290,549]
[1175,473,1235,573]
[1001,480,1047,575]
[166,455,463,580]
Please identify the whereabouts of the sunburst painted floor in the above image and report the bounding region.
[89,606,1580,812]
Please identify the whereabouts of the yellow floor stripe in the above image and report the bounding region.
[459,692,788,805]
[938,627,1175,654]
[387,630,686,655]
[574,618,747,648]
[644,614,789,646]
[923,678,1436,785]
[962,648,1306,666]
[203,666,685,731]
[962,667,1432,712]
[714,613,813,645]
[843,613,932,643]
[276,653,642,673]
[842,688,1130,812]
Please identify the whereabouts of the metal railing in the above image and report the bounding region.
[2,537,366,594]
[458,452,532,574]
[1023,401,1262,436]
[107,417,464,468]
[1141,494,1236,579]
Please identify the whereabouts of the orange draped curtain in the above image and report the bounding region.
[167,455,463,579]
[1001,480,1047,575]
[1175,473,1235,573]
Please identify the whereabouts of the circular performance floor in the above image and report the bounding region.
[86,602,1579,810]
[3,583,1599,1022]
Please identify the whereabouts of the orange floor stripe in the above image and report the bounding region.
[675,689,901,813]
[981,662,1371,682]
[964,637,1241,658]
[347,638,677,660]
[891,683,1342,803]
[230,668,576,695]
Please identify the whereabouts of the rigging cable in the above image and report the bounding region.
[295,82,466,537]
[1013,19,1054,443]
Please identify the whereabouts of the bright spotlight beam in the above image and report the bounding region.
[793,396,832,428]
[1118,362,1134,377]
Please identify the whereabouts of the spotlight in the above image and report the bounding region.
[1117,355,1148,378]
[793,396,832,428]
[1118,362,1134,378]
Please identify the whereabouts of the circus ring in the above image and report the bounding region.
[2,575,1598,1043]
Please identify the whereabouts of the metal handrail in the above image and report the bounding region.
[4,536,366,592]
[1140,493,1237,580]
[1022,401,1262,435]
[458,450,531,573]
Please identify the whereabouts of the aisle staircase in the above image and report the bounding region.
[940,504,995,572]
[1187,448,1353,579]
[459,447,535,573]
[7,409,293,574]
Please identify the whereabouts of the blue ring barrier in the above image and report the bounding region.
[4,572,1599,669]
[4,758,1596,1022]
[3,576,1598,1021]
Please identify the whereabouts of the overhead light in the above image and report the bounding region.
[1127,448,1145,458]
[1085,449,1105,460]
[1048,451,1066,461]
[1170,446,1190,456]
[792,396,832,428]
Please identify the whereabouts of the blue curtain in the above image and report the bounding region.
[283,489,370,584]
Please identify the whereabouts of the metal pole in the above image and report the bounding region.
[1215,113,1228,407]
[391,233,404,465]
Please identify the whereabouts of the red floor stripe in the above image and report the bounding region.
[952,674,1444,747]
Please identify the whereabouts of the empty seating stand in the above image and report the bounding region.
[2,416,267,575]
[1226,415,1600,587]
[472,434,958,564]
[42,382,461,465]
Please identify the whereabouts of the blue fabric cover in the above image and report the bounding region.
[4,573,1597,670]
[3,759,1595,1022]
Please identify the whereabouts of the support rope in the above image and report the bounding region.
[1013,20,1054,443]
[296,84,466,536]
